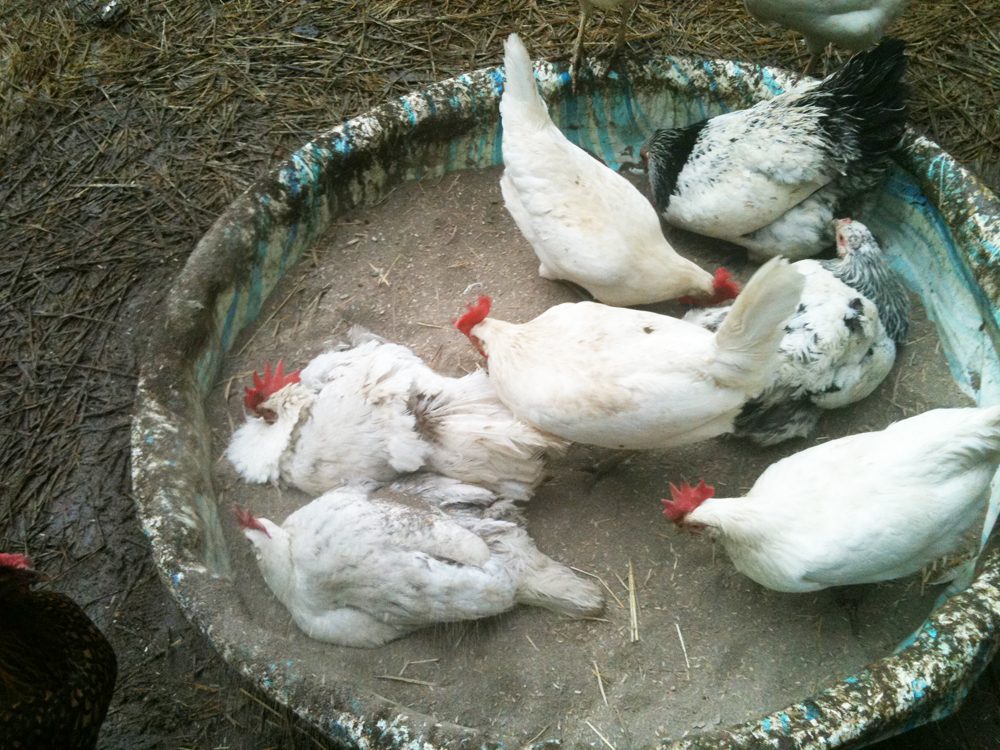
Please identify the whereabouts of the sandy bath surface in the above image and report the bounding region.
[208,165,974,747]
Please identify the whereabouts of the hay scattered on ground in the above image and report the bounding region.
[0,0,997,745]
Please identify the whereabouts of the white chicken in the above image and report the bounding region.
[500,33,738,308]
[455,256,804,449]
[235,474,604,647]
[683,218,910,445]
[641,39,907,262]
[744,0,909,72]
[662,406,1000,592]
[225,327,565,499]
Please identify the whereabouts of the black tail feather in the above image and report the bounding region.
[733,394,822,446]
[808,38,909,163]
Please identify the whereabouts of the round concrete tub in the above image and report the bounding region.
[132,55,1000,748]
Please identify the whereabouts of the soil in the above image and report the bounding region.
[208,165,980,748]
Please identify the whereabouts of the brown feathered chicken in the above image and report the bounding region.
[0,553,117,750]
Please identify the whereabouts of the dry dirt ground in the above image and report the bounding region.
[211,165,980,748]
[1,1,998,748]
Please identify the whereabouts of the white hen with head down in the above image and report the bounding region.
[236,475,605,647]
[456,257,804,449]
[225,327,565,499]
[663,406,1000,593]
[500,33,735,308]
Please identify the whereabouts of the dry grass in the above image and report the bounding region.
[0,0,997,745]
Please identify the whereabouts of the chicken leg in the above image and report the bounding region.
[570,0,639,91]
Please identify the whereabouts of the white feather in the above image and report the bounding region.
[225,334,563,497]
[469,258,804,449]
[240,481,604,647]
[682,407,1000,592]
[500,33,717,306]
[744,0,909,53]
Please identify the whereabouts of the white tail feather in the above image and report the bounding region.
[516,543,605,617]
[500,33,549,129]
[419,369,566,497]
[712,256,804,390]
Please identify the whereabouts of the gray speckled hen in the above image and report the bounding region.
[235,475,604,647]
[684,218,909,445]
[642,39,907,261]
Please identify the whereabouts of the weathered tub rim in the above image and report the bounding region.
[131,54,1000,749]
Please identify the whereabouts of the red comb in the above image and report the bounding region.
[0,553,32,571]
[455,296,491,358]
[233,504,271,538]
[243,359,301,412]
[661,480,715,524]
[711,268,741,302]
[455,296,491,337]
[678,268,740,306]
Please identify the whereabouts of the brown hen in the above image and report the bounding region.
[0,553,117,750]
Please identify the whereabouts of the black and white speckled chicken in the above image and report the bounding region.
[641,39,907,262]
[684,218,909,445]
[0,553,117,750]
[235,474,604,647]
[226,327,566,500]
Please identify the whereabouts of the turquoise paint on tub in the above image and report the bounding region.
[400,97,418,127]
[759,67,785,97]
[588,87,620,167]
[489,67,505,95]
[331,132,351,155]
[668,59,707,120]
[278,222,300,276]
[910,677,930,700]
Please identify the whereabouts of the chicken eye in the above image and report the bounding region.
[257,407,278,424]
